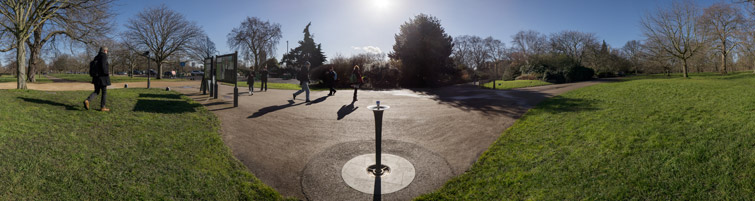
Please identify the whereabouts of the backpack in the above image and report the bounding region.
[297,69,307,81]
[89,59,98,77]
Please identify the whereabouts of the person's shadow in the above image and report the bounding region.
[337,101,358,120]
[306,95,329,105]
[248,100,302,118]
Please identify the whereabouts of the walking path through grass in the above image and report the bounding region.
[417,73,755,200]
[0,80,200,91]
[0,74,52,83]
[482,79,552,90]
[0,89,291,200]
[49,74,190,83]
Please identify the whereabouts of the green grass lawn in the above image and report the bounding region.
[0,74,52,83]
[0,89,291,200]
[417,73,755,200]
[50,74,189,83]
[481,79,552,90]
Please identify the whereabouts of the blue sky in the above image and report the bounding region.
[112,0,718,61]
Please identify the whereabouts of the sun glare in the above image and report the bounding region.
[373,0,390,10]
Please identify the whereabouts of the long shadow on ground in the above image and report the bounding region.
[138,94,182,99]
[410,85,549,118]
[248,100,304,118]
[336,101,358,120]
[528,96,599,114]
[306,96,329,105]
[18,97,79,110]
[410,81,610,117]
[133,99,200,114]
[133,93,200,114]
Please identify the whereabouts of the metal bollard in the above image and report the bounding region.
[368,101,390,201]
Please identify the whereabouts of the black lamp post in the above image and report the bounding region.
[143,51,151,89]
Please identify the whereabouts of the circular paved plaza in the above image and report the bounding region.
[175,81,604,200]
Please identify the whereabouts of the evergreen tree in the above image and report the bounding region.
[389,14,455,87]
[282,22,327,69]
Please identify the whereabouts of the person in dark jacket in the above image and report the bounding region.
[327,66,337,96]
[83,47,111,111]
[260,66,269,92]
[292,62,311,102]
[351,65,363,102]
[247,70,256,95]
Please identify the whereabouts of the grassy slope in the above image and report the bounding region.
[482,80,552,90]
[50,74,188,83]
[0,89,290,200]
[0,75,52,83]
[418,73,755,200]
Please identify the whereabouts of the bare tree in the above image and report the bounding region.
[700,2,745,74]
[453,35,486,70]
[0,0,112,89]
[641,0,705,78]
[124,5,202,79]
[25,0,113,83]
[109,38,143,77]
[188,34,217,62]
[622,40,643,74]
[738,17,755,73]
[511,30,548,57]
[227,17,282,71]
[549,30,598,64]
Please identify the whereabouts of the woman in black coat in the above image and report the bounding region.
[83,47,111,111]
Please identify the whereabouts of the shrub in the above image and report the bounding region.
[565,66,595,82]
[597,72,616,78]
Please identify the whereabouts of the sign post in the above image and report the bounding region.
[215,52,238,106]
[233,52,238,107]
[202,57,213,95]
[213,56,218,99]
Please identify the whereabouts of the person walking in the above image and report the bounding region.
[327,66,337,96]
[247,70,256,95]
[260,66,269,92]
[83,47,111,111]
[350,65,363,102]
[293,62,311,102]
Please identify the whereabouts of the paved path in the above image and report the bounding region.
[0,80,200,91]
[44,75,76,83]
[173,80,609,201]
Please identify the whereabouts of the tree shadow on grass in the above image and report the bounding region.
[531,96,599,114]
[133,99,200,114]
[18,97,78,110]
[138,93,182,99]
[337,101,358,120]
[248,100,304,118]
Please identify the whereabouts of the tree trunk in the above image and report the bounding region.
[130,63,134,78]
[721,52,727,74]
[16,40,27,89]
[27,43,41,83]
[157,62,162,79]
[682,59,689,78]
